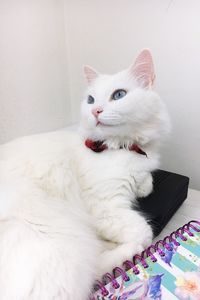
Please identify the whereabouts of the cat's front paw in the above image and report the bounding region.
[98,242,144,277]
[97,223,153,277]
[140,222,153,248]
[136,173,153,198]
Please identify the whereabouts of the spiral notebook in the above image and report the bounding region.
[90,220,200,300]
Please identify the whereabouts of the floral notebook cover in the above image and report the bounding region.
[91,220,200,300]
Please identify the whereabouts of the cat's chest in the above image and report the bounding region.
[78,149,141,194]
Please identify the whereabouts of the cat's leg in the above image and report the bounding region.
[95,207,153,275]
[133,171,153,198]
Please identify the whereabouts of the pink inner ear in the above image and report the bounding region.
[130,49,155,88]
[83,65,98,84]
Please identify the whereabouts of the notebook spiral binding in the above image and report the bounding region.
[93,220,200,297]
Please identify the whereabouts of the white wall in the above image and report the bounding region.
[64,0,200,190]
[1,0,200,190]
[0,0,71,144]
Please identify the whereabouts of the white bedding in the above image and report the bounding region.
[154,188,200,242]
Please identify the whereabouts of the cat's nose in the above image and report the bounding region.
[92,107,103,118]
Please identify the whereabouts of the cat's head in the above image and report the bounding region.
[80,49,170,149]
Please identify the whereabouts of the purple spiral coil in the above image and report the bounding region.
[93,220,200,297]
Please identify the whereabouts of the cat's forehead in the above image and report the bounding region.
[87,70,136,96]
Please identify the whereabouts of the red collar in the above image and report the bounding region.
[85,139,147,156]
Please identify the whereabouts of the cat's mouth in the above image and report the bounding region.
[97,121,103,126]
[96,121,113,127]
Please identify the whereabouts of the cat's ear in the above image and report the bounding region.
[129,49,155,88]
[83,65,99,84]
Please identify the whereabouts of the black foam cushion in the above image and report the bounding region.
[136,169,189,237]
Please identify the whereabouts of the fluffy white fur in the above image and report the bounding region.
[0,50,170,299]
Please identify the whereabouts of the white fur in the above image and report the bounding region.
[80,52,170,272]
[0,133,101,300]
[0,50,170,299]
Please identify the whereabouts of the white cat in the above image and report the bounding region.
[0,49,170,299]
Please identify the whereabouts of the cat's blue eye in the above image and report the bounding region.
[87,95,95,104]
[112,89,127,100]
